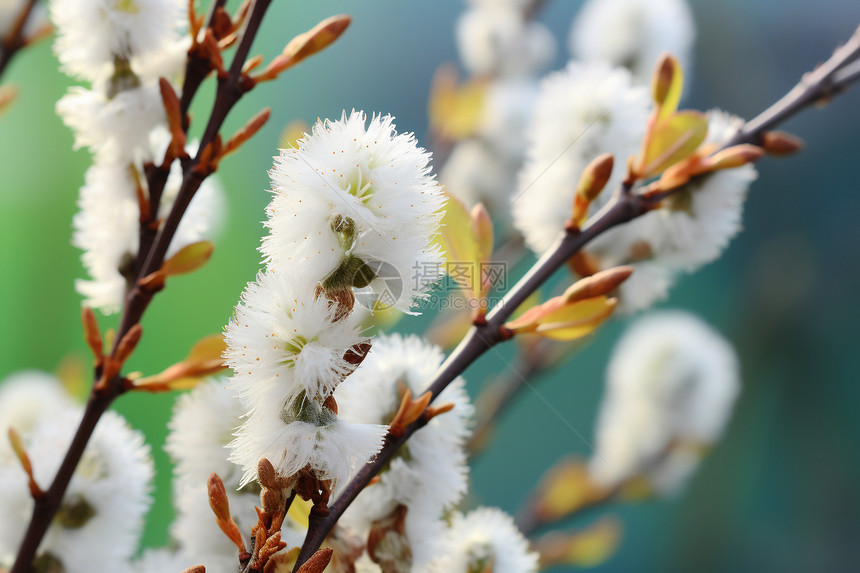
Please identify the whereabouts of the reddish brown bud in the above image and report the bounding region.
[761,131,805,155]
[296,548,334,573]
[114,324,143,366]
[208,473,246,552]
[563,266,634,303]
[81,307,103,363]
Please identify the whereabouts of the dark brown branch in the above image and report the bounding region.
[9,2,274,571]
[292,26,860,569]
[115,0,273,350]
[9,392,114,573]
[0,0,38,80]
[135,0,230,278]
[724,24,860,148]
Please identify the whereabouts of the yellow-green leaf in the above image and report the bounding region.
[434,191,480,297]
[162,240,215,277]
[428,65,487,141]
[186,333,227,365]
[651,53,683,121]
[533,296,617,341]
[536,517,623,569]
[505,295,617,341]
[535,458,596,521]
[471,203,493,266]
[641,110,708,177]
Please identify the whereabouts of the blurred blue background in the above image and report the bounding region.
[1,1,859,571]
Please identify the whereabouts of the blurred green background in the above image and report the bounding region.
[2,1,859,571]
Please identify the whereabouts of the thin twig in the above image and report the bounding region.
[8,2,274,571]
[292,25,860,569]
[0,0,38,80]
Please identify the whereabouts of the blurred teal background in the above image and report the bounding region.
[1,1,859,571]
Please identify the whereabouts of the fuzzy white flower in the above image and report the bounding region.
[228,394,387,490]
[166,379,307,573]
[224,269,368,409]
[263,111,445,313]
[354,554,383,573]
[165,378,246,490]
[440,139,513,213]
[133,35,192,86]
[73,159,140,312]
[336,334,473,568]
[512,62,650,254]
[590,311,740,495]
[441,81,538,212]
[428,507,538,573]
[0,371,74,461]
[479,79,539,162]
[582,110,756,313]
[56,83,166,162]
[73,150,225,313]
[569,0,696,83]
[656,110,757,271]
[457,8,555,79]
[0,409,153,571]
[50,0,184,81]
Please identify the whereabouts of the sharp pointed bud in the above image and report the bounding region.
[242,53,264,73]
[218,108,272,165]
[187,0,201,43]
[210,6,233,39]
[651,53,683,120]
[258,15,351,82]
[296,548,334,573]
[761,131,805,155]
[81,307,104,362]
[207,473,231,522]
[709,144,765,170]
[8,428,43,498]
[114,324,143,366]
[578,154,615,202]
[388,388,414,436]
[571,154,615,228]
[651,54,675,105]
[158,78,184,155]
[404,391,433,426]
[208,473,247,552]
[563,266,633,303]
[285,15,351,63]
[257,458,278,489]
[471,203,494,267]
[426,402,456,420]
